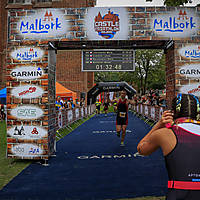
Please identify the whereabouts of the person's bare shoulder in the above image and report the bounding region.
[152,127,176,156]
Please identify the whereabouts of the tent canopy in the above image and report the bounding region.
[56,82,77,100]
[0,88,6,98]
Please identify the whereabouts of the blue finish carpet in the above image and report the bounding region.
[0,112,168,200]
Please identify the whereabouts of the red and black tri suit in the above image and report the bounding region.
[116,98,128,125]
[165,119,200,200]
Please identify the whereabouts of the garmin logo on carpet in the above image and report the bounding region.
[92,130,132,134]
[77,152,144,159]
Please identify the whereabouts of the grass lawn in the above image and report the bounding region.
[0,120,32,190]
[0,114,165,200]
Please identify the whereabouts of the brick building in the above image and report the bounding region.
[0,0,96,98]
[0,0,8,90]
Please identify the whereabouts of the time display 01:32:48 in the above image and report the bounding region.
[95,64,122,70]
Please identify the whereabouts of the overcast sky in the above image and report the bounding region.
[96,0,199,7]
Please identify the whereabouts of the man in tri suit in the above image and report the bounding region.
[137,93,200,199]
[115,90,135,146]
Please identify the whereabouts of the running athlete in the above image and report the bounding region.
[115,90,134,146]
[103,99,110,116]
[112,98,118,113]
[137,93,200,200]
[95,99,101,115]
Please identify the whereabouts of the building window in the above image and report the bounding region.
[36,0,52,2]
[8,0,34,3]
[8,0,25,3]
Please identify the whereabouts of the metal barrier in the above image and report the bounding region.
[55,104,96,132]
[130,104,166,125]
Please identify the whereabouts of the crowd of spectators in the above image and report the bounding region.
[133,89,166,107]
[55,96,85,110]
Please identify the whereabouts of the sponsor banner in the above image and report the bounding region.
[17,9,69,39]
[67,110,73,122]
[151,107,155,120]
[11,105,43,120]
[85,7,129,40]
[11,47,44,62]
[159,107,164,119]
[178,45,200,59]
[109,92,114,101]
[179,83,200,97]
[11,143,43,157]
[81,107,84,117]
[140,104,143,114]
[75,108,79,119]
[11,85,44,99]
[7,126,47,139]
[144,105,148,116]
[152,9,199,38]
[10,66,44,80]
[179,64,200,78]
[58,110,63,128]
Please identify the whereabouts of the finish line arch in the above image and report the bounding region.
[87,82,136,104]
[6,6,200,160]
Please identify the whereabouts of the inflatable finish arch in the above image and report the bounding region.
[87,82,136,104]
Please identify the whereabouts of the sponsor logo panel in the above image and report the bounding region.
[11,85,44,99]
[75,108,79,119]
[58,110,63,128]
[7,126,47,139]
[67,110,73,122]
[178,45,200,59]
[11,144,43,157]
[11,47,44,61]
[179,64,200,78]
[152,9,199,38]
[11,105,44,120]
[10,66,44,80]
[17,9,69,39]
[85,7,129,40]
[179,83,200,97]
[81,107,84,117]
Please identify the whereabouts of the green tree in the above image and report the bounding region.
[122,50,165,95]
[164,0,192,6]
[146,0,195,6]
[95,71,120,82]
[94,49,166,95]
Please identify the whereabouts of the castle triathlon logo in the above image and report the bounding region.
[94,9,120,39]
[18,9,68,39]
[152,9,199,38]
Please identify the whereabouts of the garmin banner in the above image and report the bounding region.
[87,81,136,104]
